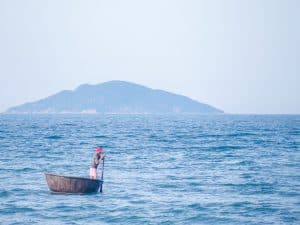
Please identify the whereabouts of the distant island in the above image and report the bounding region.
[6,81,223,114]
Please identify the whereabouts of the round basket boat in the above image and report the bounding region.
[45,173,103,193]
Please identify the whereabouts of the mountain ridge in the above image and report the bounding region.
[6,81,223,114]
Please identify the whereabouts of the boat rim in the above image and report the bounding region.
[45,173,103,182]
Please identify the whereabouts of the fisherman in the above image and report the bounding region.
[89,147,105,179]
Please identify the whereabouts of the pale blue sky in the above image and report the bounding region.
[0,0,299,114]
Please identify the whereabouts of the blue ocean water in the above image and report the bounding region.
[0,114,299,225]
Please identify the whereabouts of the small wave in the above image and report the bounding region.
[288,131,300,135]
[0,190,10,198]
[148,134,158,139]
[10,187,29,193]
[48,205,85,212]
[241,173,253,179]
[62,123,75,126]
[199,134,222,138]
[223,182,276,195]
[174,134,196,139]
[187,203,206,210]
[22,167,35,172]
[92,135,107,139]
[252,205,279,213]
[1,206,35,214]
[208,145,243,151]
[238,160,253,166]
[129,199,148,205]
[45,135,63,139]
[4,167,35,173]
[229,201,252,208]
[187,181,201,187]
[199,132,256,138]
[227,132,256,137]
[278,191,300,197]
[156,183,177,188]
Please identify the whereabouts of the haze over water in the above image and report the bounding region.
[0,114,299,224]
[1,0,299,114]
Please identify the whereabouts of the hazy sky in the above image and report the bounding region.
[0,0,299,114]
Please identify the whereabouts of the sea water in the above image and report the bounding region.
[0,114,299,224]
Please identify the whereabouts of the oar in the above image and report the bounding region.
[100,158,105,193]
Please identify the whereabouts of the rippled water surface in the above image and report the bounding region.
[0,114,299,224]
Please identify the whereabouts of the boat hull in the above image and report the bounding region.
[45,173,103,193]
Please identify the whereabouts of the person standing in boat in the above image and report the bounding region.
[89,147,105,179]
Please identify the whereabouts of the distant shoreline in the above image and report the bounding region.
[1,112,299,116]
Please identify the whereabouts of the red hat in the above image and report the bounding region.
[95,147,103,154]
